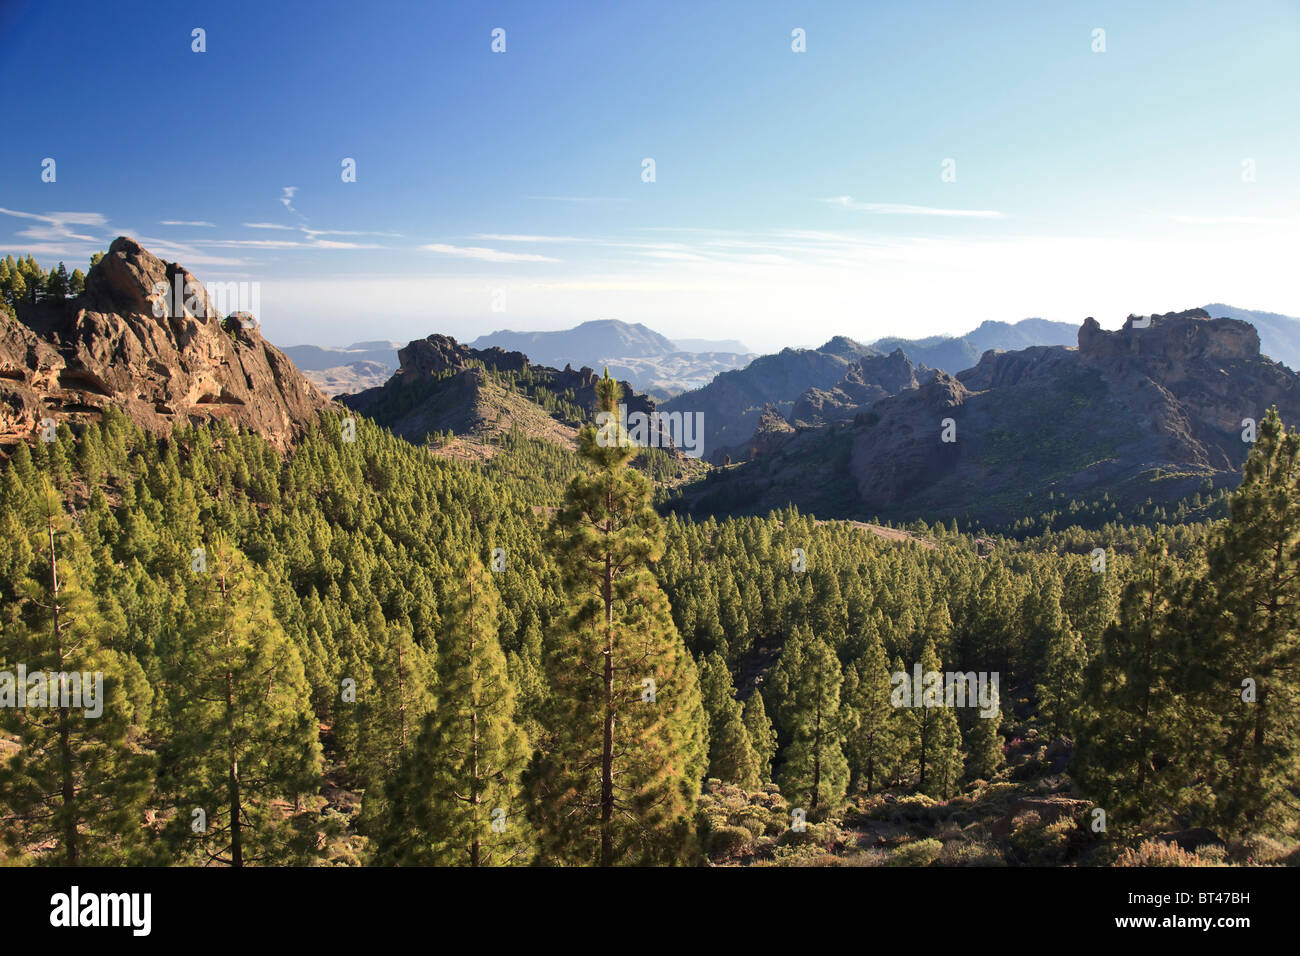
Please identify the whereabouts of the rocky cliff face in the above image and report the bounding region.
[0,237,329,453]
[661,340,879,459]
[342,333,660,447]
[678,311,1300,526]
[791,348,937,425]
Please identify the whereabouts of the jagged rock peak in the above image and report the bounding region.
[1078,309,1259,364]
[0,236,329,454]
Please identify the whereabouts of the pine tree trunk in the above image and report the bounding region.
[919,712,928,789]
[810,703,822,812]
[222,571,243,868]
[470,609,481,868]
[49,516,78,866]
[600,507,616,867]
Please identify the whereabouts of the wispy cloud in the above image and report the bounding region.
[470,233,589,243]
[421,243,560,263]
[821,196,1006,219]
[280,186,299,215]
[0,207,108,241]
[243,221,296,230]
[202,239,306,249]
[306,238,381,249]
[302,228,403,239]
[159,219,215,227]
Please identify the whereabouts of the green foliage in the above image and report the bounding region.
[0,487,154,864]
[528,373,708,865]
[699,652,762,789]
[377,560,528,865]
[774,628,849,814]
[158,539,323,866]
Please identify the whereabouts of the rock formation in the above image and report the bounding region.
[0,237,329,453]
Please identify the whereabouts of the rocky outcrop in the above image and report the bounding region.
[678,310,1300,526]
[791,348,936,425]
[847,372,970,506]
[1077,309,1258,365]
[662,339,878,459]
[0,237,329,453]
[342,333,661,446]
[746,405,796,460]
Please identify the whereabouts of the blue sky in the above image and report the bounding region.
[3,0,1299,351]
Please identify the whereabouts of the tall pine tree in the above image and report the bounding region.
[529,373,707,865]
[377,560,528,865]
[159,538,322,865]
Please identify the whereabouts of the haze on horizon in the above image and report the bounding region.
[2,0,1298,352]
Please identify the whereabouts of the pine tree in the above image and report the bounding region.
[699,652,761,788]
[529,372,708,865]
[901,638,946,791]
[963,699,1003,783]
[1197,408,1300,835]
[159,538,322,865]
[927,704,963,800]
[1036,618,1087,739]
[841,631,901,795]
[776,628,848,814]
[742,690,777,784]
[355,621,435,835]
[0,487,154,864]
[1071,539,1191,835]
[377,560,528,865]
[44,262,70,300]
[5,269,25,312]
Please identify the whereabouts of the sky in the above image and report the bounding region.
[2,0,1299,352]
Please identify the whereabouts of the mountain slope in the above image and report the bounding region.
[664,320,1085,462]
[869,317,1078,373]
[470,319,676,366]
[1203,303,1300,371]
[0,236,329,453]
[678,310,1300,526]
[469,319,754,401]
[790,349,938,426]
[339,334,700,476]
[660,338,879,460]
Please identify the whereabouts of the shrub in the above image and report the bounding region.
[887,838,943,867]
[937,839,1005,867]
[1008,811,1075,866]
[708,826,755,862]
[1115,840,1214,867]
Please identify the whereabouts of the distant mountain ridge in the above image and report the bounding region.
[870,318,1077,373]
[281,340,402,371]
[281,341,402,397]
[677,309,1300,526]
[470,319,755,401]
[661,338,880,457]
[470,319,677,365]
[663,317,1081,460]
[675,337,750,353]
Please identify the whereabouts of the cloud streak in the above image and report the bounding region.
[821,196,1006,219]
[421,243,560,263]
